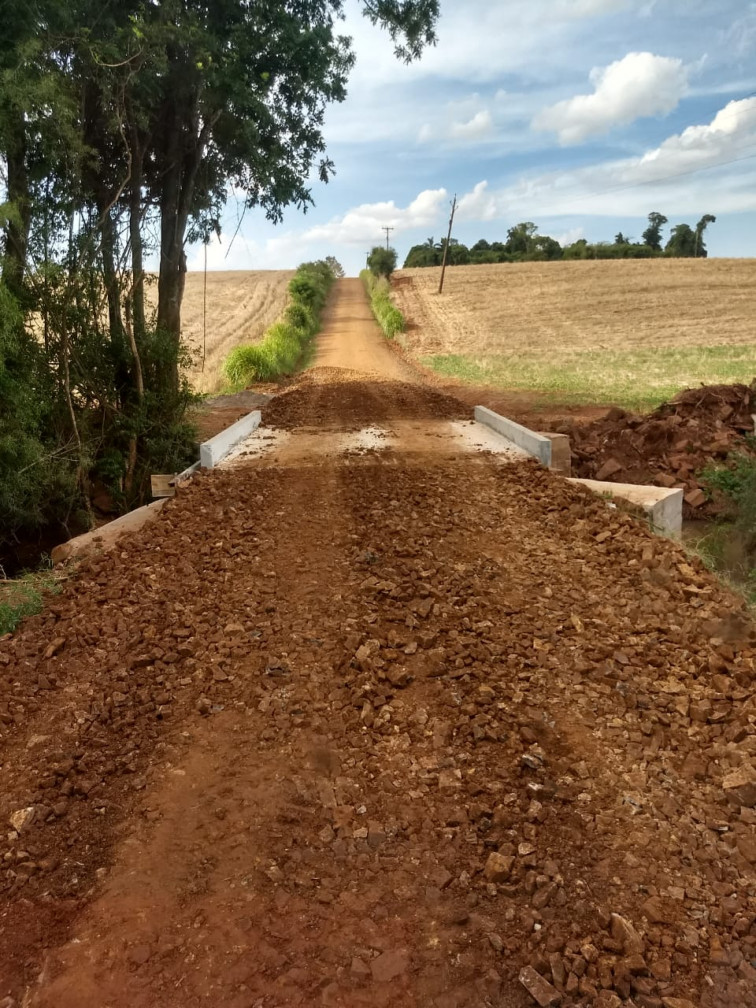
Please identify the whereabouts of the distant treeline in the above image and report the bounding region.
[403,212,717,268]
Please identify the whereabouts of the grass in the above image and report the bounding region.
[0,568,61,636]
[425,344,756,411]
[361,270,406,339]
[222,261,334,388]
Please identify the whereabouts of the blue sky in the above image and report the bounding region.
[189,0,756,275]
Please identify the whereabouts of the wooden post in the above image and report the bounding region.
[437,194,457,295]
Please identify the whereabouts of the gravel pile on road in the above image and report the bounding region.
[1,453,755,1006]
[262,370,470,431]
[568,384,756,517]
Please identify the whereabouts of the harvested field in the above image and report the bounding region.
[393,260,756,409]
[2,281,756,1007]
[148,270,293,394]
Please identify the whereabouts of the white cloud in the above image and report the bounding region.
[450,110,494,140]
[295,188,448,246]
[552,226,586,246]
[459,96,756,219]
[533,52,688,144]
[556,0,632,16]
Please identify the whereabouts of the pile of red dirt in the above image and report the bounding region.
[566,383,756,517]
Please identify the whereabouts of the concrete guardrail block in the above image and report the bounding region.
[474,406,552,467]
[199,410,262,469]
[568,478,683,537]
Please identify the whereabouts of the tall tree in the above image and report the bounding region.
[642,212,668,251]
[665,223,697,258]
[695,214,716,258]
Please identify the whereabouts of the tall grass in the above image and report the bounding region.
[223,260,335,387]
[360,270,405,339]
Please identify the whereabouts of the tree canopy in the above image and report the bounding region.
[403,211,717,268]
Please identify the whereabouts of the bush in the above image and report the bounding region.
[223,259,337,387]
[367,246,397,278]
[361,270,406,339]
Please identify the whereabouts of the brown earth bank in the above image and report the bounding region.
[2,280,755,1008]
[562,384,756,520]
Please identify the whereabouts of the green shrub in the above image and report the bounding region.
[223,259,338,386]
[360,270,405,340]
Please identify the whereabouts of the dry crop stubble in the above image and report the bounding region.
[393,259,756,408]
[147,270,294,394]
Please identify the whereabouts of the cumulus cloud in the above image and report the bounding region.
[459,96,756,219]
[533,52,688,144]
[296,188,448,246]
[450,110,494,140]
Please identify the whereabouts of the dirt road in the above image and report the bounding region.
[1,281,755,1008]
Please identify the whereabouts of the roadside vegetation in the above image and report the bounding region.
[0,567,61,636]
[404,211,717,267]
[427,345,756,411]
[362,247,406,340]
[223,260,338,386]
[697,451,756,603]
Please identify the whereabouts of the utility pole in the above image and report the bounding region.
[437,194,457,295]
[382,226,394,250]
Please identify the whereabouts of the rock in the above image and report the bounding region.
[684,489,706,509]
[484,852,515,883]
[43,637,66,660]
[611,913,645,955]
[196,697,212,715]
[722,765,756,807]
[595,993,622,1008]
[350,957,371,978]
[370,949,409,983]
[661,999,697,1008]
[9,808,36,833]
[367,821,386,848]
[128,944,152,965]
[596,458,623,481]
[641,897,674,925]
[519,965,562,1006]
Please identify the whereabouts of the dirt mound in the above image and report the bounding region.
[2,456,756,1006]
[568,383,756,516]
[262,374,471,431]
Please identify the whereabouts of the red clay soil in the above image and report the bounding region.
[566,384,756,518]
[1,282,756,1008]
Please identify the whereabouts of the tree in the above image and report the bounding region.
[0,0,441,539]
[642,212,668,251]
[532,235,562,260]
[695,214,716,258]
[614,232,627,245]
[665,223,697,258]
[505,221,538,257]
[325,256,345,278]
[404,243,439,268]
[367,246,398,278]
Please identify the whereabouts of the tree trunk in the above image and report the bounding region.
[2,111,31,302]
[155,88,213,393]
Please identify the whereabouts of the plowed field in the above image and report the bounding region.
[1,280,755,1008]
[154,270,293,394]
[393,260,756,409]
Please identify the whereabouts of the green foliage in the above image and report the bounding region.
[361,270,405,339]
[701,452,756,527]
[642,212,668,251]
[224,259,336,386]
[367,246,398,278]
[0,568,60,636]
[403,211,716,269]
